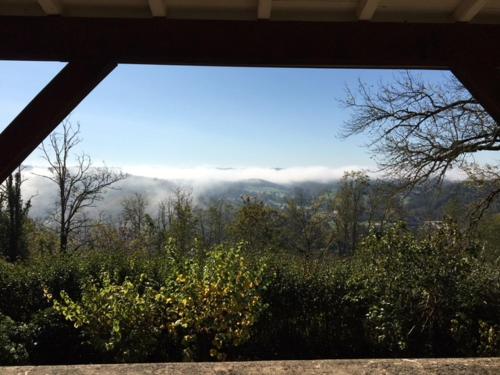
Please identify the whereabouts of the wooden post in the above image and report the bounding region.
[0,61,116,184]
[452,65,500,124]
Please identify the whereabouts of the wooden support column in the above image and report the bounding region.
[452,65,500,125]
[0,61,116,184]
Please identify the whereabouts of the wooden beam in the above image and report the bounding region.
[357,0,380,20]
[258,0,272,20]
[453,0,488,22]
[452,65,500,125]
[148,0,167,17]
[1,17,499,68]
[37,0,62,15]
[0,61,116,184]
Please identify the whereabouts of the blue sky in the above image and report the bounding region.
[1,61,454,177]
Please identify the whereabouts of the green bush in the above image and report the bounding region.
[27,307,95,365]
[1,223,499,364]
[48,243,268,362]
[352,222,500,357]
[162,242,268,361]
[0,260,48,321]
[0,313,30,365]
[245,255,367,359]
[48,272,163,362]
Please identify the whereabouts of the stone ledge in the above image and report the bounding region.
[3,358,500,375]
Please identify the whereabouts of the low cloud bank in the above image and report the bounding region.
[121,165,374,185]
[21,165,371,218]
[20,165,470,219]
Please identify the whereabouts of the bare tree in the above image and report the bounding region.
[196,198,233,248]
[341,71,500,222]
[341,72,498,183]
[39,120,126,253]
[121,192,148,238]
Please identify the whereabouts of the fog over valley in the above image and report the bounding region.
[22,165,368,219]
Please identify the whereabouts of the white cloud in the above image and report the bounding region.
[20,165,374,218]
[120,165,376,185]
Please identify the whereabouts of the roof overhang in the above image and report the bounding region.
[1,16,500,69]
[1,0,500,23]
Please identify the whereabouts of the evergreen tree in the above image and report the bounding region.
[0,169,30,261]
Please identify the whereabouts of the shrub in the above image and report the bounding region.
[168,242,268,360]
[48,243,268,362]
[27,307,95,365]
[2,223,499,363]
[47,272,163,363]
[245,254,367,359]
[352,222,500,357]
[0,313,30,365]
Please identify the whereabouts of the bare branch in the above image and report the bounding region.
[39,119,127,252]
[340,72,498,188]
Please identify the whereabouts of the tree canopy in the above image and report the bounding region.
[341,71,500,222]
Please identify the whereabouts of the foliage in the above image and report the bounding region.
[27,307,94,365]
[229,196,284,253]
[47,273,162,362]
[282,192,334,256]
[47,243,268,362]
[476,213,500,264]
[245,253,367,359]
[0,170,31,261]
[196,199,234,248]
[333,171,369,255]
[352,221,500,356]
[163,242,268,360]
[1,216,499,364]
[165,190,198,256]
[0,313,30,365]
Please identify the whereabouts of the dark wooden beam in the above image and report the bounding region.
[0,61,116,184]
[452,65,500,124]
[0,16,499,68]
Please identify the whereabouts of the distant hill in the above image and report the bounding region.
[20,167,500,224]
[21,168,340,219]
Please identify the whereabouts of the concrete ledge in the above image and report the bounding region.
[3,358,500,375]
